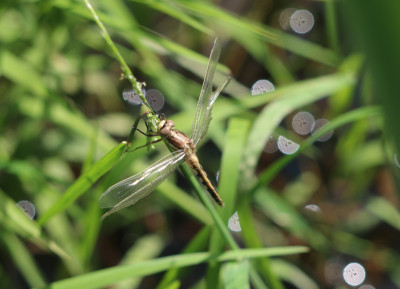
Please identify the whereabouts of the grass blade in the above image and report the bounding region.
[223,260,250,289]
[240,71,355,190]
[35,247,308,289]
[38,143,126,225]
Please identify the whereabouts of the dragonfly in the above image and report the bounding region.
[99,38,231,219]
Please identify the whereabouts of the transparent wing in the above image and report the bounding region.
[193,76,231,146]
[99,150,186,219]
[191,37,222,145]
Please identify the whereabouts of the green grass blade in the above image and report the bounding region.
[2,232,47,288]
[0,189,42,239]
[324,1,339,52]
[0,49,47,97]
[206,117,250,287]
[78,196,102,270]
[241,71,356,190]
[116,234,164,288]
[130,0,212,35]
[157,181,213,225]
[172,0,341,66]
[254,188,328,250]
[0,190,69,259]
[34,247,307,289]
[84,0,150,110]
[249,267,269,289]
[366,197,400,231]
[223,260,250,289]
[81,126,98,174]
[238,197,284,289]
[253,106,382,192]
[17,95,116,152]
[346,0,400,154]
[156,227,211,289]
[218,246,309,260]
[179,162,238,250]
[219,118,251,218]
[239,72,355,109]
[271,260,319,289]
[38,143,126,225]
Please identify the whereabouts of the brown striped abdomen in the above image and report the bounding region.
[186,153,225,207]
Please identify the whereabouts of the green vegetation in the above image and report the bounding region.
[1,0,399,288]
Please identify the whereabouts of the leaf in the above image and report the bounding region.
[34,247,308,289]
[0,49,47,97]
[0,190,69,259]
[223,260,250,289]
[240,72,355,190]
[366,197,400,231]
[38,143,126,225]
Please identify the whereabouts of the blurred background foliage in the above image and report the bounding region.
[1,0,400,288]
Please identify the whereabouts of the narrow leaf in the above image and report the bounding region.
[38,143,126,225]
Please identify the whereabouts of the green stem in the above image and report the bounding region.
[83,0,153,112]
[180,163,239,250]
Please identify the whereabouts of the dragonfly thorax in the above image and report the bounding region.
[158,119,175,137]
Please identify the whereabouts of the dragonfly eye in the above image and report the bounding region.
[166,120,175,128]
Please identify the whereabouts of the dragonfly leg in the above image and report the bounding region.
[125,111,160,152]
[124,137,163,152]
[136,128,157,137]
[125,115,142,152]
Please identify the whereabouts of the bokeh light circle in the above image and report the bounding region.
[251,79,275,95]
[17,200,36,219]
[290,9,314,34]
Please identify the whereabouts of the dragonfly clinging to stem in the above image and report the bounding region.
[99,38,231,219]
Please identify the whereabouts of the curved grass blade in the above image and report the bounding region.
[0,190,69,260]
[38,143,126,225]
[223,260,250,289]
[172,0,341,66]
[2,231,47,288]
[84,0,151,111]
[252,106,382,194]
[34,247,308,289]
[240,72,355,190]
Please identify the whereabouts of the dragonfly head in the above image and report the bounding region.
[158,119,175,136]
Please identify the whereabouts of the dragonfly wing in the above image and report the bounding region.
[191,37,221,145]
[193,76,231,146]
[99,150,186,219]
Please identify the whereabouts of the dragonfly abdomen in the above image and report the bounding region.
[186,153,225,207]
